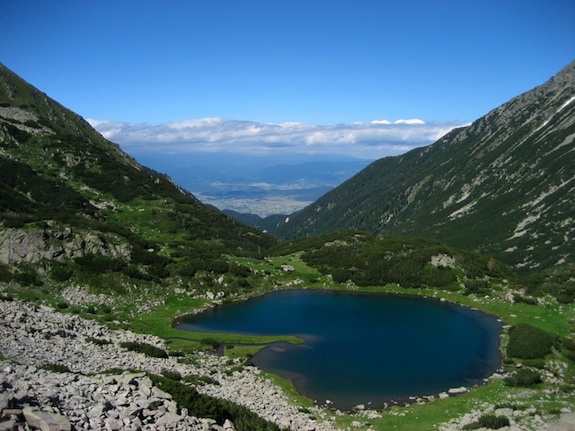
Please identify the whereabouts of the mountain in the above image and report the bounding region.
[271,61,575,270]
[0,63,275,271]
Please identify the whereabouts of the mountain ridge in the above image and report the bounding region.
[271,61,575,270]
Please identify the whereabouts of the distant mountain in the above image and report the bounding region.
[271,61,575,270]
[0,63,275,268]
[132,152,370,216]
[221,209,287,232]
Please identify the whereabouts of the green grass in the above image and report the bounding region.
[334,380,575,431]
[129,292,304,352]
[224,345,267,359]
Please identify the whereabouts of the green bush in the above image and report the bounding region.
[74,254,126,273]
[149,374,280,430]
[464,279,488,295]
[50,265,74,282]
[120,341,169,358]
[0,265,13,283]
[14,267,43,287]
[512,294,538,305]
[463,414,510,429]
[182,374,219,386]
[200,338,220,349]
[506,323,557,359]
[504,368,542,387]
[86,337,112,346]
[161,369,182,381]
[229,263,251,278]
[100,304,112,314]
[41,363,71,373]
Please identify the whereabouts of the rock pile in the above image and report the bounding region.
[1,365,207,430]
[0,298,334,430]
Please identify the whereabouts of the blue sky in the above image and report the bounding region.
[1,0,574,159]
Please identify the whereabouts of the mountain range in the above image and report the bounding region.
[266,61,575,271]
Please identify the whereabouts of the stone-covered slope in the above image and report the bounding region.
[274,61,575,270]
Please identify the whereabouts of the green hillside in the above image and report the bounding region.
[0,62,277,305]
[271,61,575,271]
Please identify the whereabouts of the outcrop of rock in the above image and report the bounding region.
[0,225,130,265]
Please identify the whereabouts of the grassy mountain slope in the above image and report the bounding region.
[272,61,575,270]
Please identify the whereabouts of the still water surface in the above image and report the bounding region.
[177,290,501,409]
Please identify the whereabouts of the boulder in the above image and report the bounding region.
[447,386,467,395]
[23,407,71,431]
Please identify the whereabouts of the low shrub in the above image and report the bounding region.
[506,323,558,359]
[464,279,489,295]
[161,369,182,381]
[100,304,112,314]
[0,265,13,283]
[504,368,542,387]
[200,338,220,349]
[86,337,112,346]
[120,341,168,359]
[521,358,546,369]
[463,414,510,429]
[182,374,219,386]
[513,294,538,305]
[41,363,71,373]
[50,266,73,282]
[149,374,280,430]
[561,338,575,362]
[14,268,43,287]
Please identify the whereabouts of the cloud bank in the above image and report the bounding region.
[88,117,466,159]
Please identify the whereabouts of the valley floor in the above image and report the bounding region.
[1,286,574,431]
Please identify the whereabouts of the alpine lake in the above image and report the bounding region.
[176,289,502,410]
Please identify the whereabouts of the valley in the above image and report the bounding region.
[130,152,371,216]
[1,59,575,431]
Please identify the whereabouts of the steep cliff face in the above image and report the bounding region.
[274,61,575,270]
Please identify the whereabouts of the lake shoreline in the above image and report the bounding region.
[175,288,505,412]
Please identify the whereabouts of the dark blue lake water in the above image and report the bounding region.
[176,290,502,409]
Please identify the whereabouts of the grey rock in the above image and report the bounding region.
[0,417,18,431]
[23,407,71,431]
[0,393,8,411]
[103,417,124,431]
[549,412,575,431]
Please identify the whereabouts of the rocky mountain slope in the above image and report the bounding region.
[272,61,575,270]
[0,62,275,266]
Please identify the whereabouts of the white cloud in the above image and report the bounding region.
[394,118,425,125]
[88,117,464,159]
